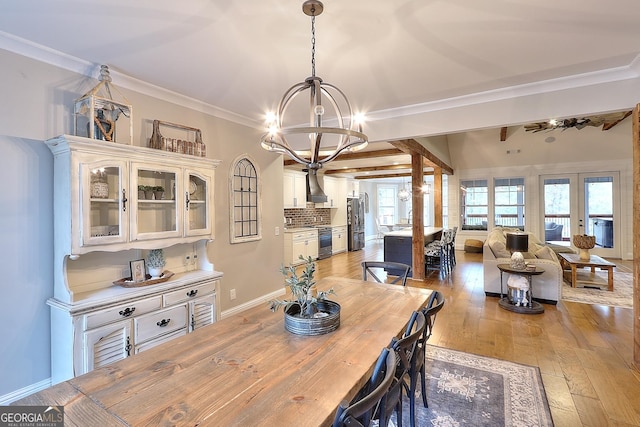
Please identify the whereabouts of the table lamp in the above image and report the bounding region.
[506,232,528,270]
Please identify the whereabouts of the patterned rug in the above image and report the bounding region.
[389,345,553,427]
[561,271,632,308]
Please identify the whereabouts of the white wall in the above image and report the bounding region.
[0,49,284,399]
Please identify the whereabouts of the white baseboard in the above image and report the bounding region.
[0,378,51,405]
[220,288,286,319]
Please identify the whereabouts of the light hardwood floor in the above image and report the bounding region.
[314,240,640,427]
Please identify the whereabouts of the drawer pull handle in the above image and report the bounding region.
[187,289,198,297]
[157,318,171,327]
[119,307,136,317]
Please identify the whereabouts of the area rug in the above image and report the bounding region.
[389,345,554,427]
[561,271,633,308]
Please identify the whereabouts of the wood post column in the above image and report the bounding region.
[411,153,425,280]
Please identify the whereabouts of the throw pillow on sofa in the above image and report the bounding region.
[535,245,559,263]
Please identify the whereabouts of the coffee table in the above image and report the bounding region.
[558,252,616,291]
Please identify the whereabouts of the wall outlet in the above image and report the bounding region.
[230,289,237,300]
[184,254,191,270]
[275,226,280,236]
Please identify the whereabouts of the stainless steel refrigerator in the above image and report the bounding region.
[347,197,365,251]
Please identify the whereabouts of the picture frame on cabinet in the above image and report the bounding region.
[130,259,146,283]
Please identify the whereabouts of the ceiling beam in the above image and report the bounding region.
[282,148,404,166]
[602,111,632,131]
[500,127,508,141]
[354,171,435,180]
[389,139,454,174]
[324,164,417,175]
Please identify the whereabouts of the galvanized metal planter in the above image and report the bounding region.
[284,300,341,336]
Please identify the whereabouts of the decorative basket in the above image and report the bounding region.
[148,119,206,157]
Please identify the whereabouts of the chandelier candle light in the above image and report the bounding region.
[260,1,368,200]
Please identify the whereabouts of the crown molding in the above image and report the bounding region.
[0,31,261,129]
[367,54,640,122]
[3,30,639,131]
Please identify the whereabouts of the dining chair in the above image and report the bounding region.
[415,291,446,408]
[362,261,411,286]
[332,347,398,427]
[390,310,426,427]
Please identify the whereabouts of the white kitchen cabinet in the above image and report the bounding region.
[52,275,222,383]
[284,229,319,265]
[332,226,348,254]
[283,170,307,208]
[47,135,219,257]
[83,319,132,372]
[189,293,217,331]
[320,176,347,210]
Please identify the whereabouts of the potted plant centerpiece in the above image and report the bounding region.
[147,249,166,278]
[269,255,340,336]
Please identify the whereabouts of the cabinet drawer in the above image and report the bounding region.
[85,296,162,330]
[163,281,217,306]
[134,328,187,355]
[135,304,188,343]
[290,230,318,241]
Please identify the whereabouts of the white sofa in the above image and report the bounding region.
[483,228,563,304]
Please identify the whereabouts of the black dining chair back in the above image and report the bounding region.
[390,310,426,427]
[414,291,445,409]
[332,348,398,427]
[362,261,411,286]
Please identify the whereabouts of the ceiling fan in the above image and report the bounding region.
[524,111,631,133]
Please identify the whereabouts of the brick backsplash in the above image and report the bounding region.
[284,206,331,227]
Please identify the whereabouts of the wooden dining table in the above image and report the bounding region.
[16,276,433,426]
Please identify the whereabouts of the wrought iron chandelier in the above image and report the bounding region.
[260,0,368,172]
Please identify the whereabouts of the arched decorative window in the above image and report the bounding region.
[229,155,261,243]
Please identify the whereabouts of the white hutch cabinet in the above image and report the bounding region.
[46,135,223,384]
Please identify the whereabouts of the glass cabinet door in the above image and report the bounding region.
[185,170,212,237]
[80,161,128,247]
[131,163,182,241]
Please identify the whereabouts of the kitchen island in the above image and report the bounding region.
[16,277,432,426]
[384,227,443,277]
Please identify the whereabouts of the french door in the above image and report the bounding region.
[540,172,619,258]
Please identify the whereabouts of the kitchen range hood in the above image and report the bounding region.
[305,169,328,203]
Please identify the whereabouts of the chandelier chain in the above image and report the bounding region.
[311,14,316,77]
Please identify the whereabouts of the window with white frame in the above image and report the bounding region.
[460,179,488,230]
[377,185,397,225]
[494,177,525,230]
[229,155,261,243]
